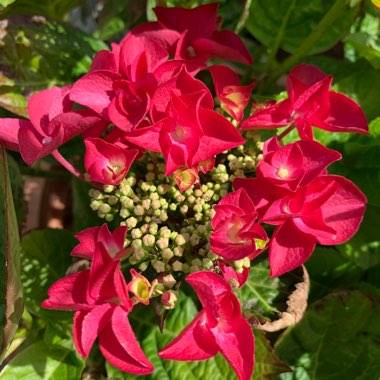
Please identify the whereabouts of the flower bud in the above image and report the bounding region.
[161,290,178,309]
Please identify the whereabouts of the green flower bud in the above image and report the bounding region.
[169,203,177,211]
[126,217,138,228]
[120,209,130,218]
[105,214,114,222]
[173,246,184,257]
[131,239,142,249]
[134,205,145,216]
[131,228,143,239]
[142,199,151,210]
[161,248,174,261]
[90,200,101,211]
[175,234,186,246]
[103,185,115,193]
[149,223,158,235]
[157,237,169,250]
[138,261,149,271]
[159,226,171,239]
[106,196,117,206]
[145,172,155,182]
[172,260,183,271]
[152,260,166,273]
[159,211,168,222]
[180,205,188,215]
[143,234,155,247]
[98,203,111,214]
[162,274,176,289]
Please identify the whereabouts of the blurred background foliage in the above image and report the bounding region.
[0,0,379,379]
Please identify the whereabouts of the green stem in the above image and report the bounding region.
[235,0,253,34]
[261,0,347,93]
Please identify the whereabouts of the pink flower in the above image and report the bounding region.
[211,189,268,261]
[159,271,254,380]
[0,86,107,165]
[209,65,254,122]
[125,91,244,175]
[262,175,366,276]
[42,225,153,375]
[241,64,368,139]
[84,138,138,185]
[154,3,253,64]
[257,136,342,191]
[71,224,129,260]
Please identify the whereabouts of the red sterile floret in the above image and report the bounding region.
[125,90,244,175]
[0,86,106,165]
[209,64,254,122]
[42,225,153,375]
[262,175,367,276]
[210,188,268,261]
[257,136,342,191]
[159,271,254,380]
[154,3,253,64]
[84,137,138,185]
[241,64,368,139]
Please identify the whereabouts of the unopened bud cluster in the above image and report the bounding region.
[89,146,260,306]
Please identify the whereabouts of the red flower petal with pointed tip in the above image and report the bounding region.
[269,220,316,277]
[159,272,254,380]
[99,305,154,374]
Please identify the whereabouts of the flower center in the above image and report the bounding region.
[276,167,289,178]
[171,125,188,143]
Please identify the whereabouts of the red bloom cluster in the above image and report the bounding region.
[0,3,369,380]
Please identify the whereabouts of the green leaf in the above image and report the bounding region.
[0,17,107,117]
[0,339,85,379]
[0,0,86,21]
[21,229,77,317]
[6,154,24,227]
[276,291,380,380]
[335,65,380,121]
[0,145,23,362]
[246,0,358,55]
[345,32,380,69]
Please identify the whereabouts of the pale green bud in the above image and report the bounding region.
[107,195,118,205]
[173,246,184,257]
[161,248,174,261]
[169,203,177,211]
[126,217,138,228]
[105,214,114,222]
[131,228,142,239]
[98,203,111,214]
[120,209,130,218]
[175,234,186,246]
[90,200,101,211]
[172,261,183,272]
[180,205,189,214]
[145,172,155,182]
[143,234,155,247]
[149,223,158,235]
[157,237,169,250]
[189,234,200,246]
[159,226,171,239]
[139,261,149,271]
[152,260,166,273]
[159,211,168,222]
[103,185,115,193]
[151,199,161,209]
[162,274,176,288]
[134,205,145,216]
[142,198,151,210]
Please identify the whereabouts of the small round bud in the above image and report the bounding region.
[172,261,183,271]
[143,234,155,247]
[162,274,176,288]
[134,205,145,216]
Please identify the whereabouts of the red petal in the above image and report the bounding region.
[73,304,113,357]
[72,226,101,259]
[154,3,218,44]
[317,175,366,245]
[240,99,291,130]
[99,305,154,374]
[42,270,91,310]
[312,92,368,134]
[0,118,30,151]
[70,71,121,117]
[194,30,253,64]
[287,64,327,104]
[269,220,316,277]
[159,310,218,360]
[211,317,254,380]
[28,86,71,130]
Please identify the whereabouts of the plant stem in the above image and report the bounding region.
[52,150,84,180]
[261,0,347,93]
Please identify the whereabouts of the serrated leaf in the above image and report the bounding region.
[276,291,380,380]
[20,229,77,317]
[0,145,23,362]
[0,339,85,379]
[0,16,107,116]
[246,0,358,55]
